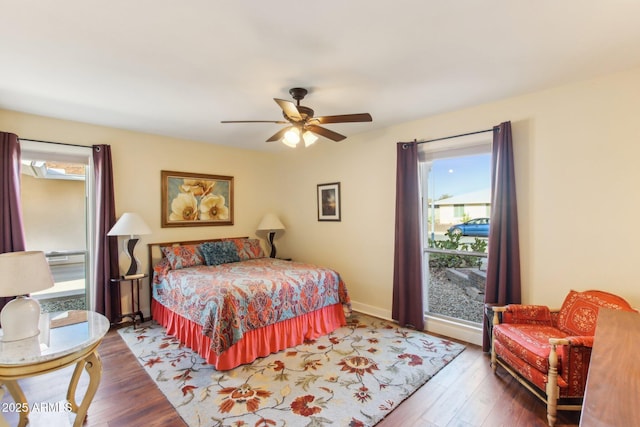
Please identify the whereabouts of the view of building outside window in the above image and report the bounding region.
[22,160,89,313]
[422,151,491,324]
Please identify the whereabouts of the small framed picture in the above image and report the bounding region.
[317,182,341,221]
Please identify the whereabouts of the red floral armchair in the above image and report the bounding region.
[490,290,636,426]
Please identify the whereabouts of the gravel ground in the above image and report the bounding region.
[427,269,484,323]
[40,295,86,313]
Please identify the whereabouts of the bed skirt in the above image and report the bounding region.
[151,299,347,370]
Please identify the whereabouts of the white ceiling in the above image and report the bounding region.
[2,1,640,152]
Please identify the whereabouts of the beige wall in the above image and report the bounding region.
[0,110,277,315]
[275,66,640,317]
[21,174,86,253]
[2,65,639,327]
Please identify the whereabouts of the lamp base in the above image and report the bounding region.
[1,296,42,342]
[119,237,141,277]
[267,231,277,258]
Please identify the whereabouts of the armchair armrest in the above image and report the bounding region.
[550,336,594,347]
[496,304,554,326]
[491,305,507,327]
[549,338,569,346]
[567,336,594,347]
[546,334,595,418]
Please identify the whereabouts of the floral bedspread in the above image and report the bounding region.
[153,258,351,355]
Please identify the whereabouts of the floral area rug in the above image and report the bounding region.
[118,313,465,427]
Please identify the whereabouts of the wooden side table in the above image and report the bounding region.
[0,310,109,427]
[110,274,147,326]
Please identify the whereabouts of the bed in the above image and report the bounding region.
[147,237,351,370]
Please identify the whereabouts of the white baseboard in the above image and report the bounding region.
[349,300,482,346]
[424,315,482,346]
[349,301,393,321]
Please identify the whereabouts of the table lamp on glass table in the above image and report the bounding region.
[0,251,54,342]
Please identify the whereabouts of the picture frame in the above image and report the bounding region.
[161,170,234,227]
[317,182,341,221]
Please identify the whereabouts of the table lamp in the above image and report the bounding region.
[107,212,152,279]
[257,213,285,258]
[0,251,55,342]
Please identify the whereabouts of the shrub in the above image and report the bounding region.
[428,232,487,269]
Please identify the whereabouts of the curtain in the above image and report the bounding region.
[0,132,27,313]
[392,141,424,330]
[93,144,119,321]
[0,132,26,252]
[483,121,521,351]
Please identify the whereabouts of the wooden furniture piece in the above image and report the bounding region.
[110,274,147,326]
[490,290,636,426]
[0,310,109,427]
[579,308,640,426]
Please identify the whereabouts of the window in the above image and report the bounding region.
[419,133,492,325]
[20,140,94,313]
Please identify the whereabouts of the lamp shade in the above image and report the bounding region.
[0,251,54,297]
[283,127,300,148]
[303,131,318,147]
[257,214,285,231]
[107,212,152,237]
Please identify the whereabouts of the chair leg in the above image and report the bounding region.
[490,342,498,373]
[546,342,559,427]
[490,310,499,373]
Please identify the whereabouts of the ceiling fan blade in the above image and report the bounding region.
[221,120,288,124]
[274,98,302,121]
[266,127,291,142]
[306,125,346,142]
[313,113,372,124]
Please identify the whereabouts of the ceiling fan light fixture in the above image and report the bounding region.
[303,131,318,147]
[222,87,373,145]
[283,127,300,147]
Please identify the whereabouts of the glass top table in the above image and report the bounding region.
[0,310,109,427]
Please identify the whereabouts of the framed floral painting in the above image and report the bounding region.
[317,182,341,221]
[161,170,234,227]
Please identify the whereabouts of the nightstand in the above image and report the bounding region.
[110,274,147,326]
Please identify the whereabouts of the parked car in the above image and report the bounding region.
[448,218,490,237]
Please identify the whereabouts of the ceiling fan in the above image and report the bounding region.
[221,88,373,147]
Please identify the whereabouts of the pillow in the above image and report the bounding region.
[161,245,204,270]
[200,241,240,266]
[557,290,635,336]
[229,238,265,260]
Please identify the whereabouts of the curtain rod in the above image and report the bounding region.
[19,138,93,149]
[400,128,495,145]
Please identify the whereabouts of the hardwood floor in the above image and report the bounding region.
[0,327,581,427]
